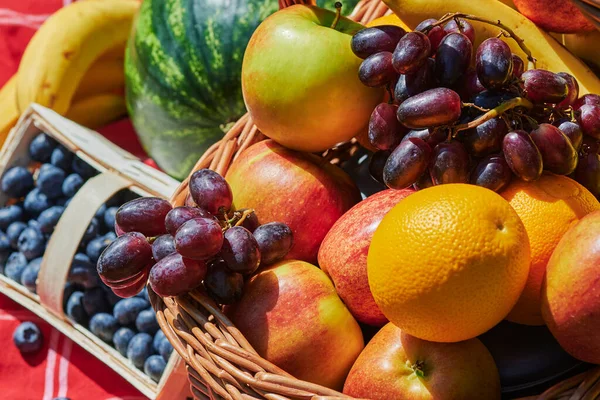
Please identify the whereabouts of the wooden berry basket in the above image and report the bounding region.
[149,0,600,399]
[0,104,191,399]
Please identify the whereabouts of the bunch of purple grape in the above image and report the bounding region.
[97,169,293,305]
[352,16,600,196]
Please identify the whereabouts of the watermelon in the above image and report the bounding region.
[125,0,278,179]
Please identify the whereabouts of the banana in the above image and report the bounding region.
[73,53,125,101]
[0,76,21,144]
[553,31,600,72]
[16,0,138,115]
[382,0,600,95]
[65,94,127,129]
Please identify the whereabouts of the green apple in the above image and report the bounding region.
[241,5,384,152]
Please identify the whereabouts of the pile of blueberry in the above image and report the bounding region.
[0,132,172,382]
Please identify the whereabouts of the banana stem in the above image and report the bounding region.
[330,2,343,30]
[454,97,533,135]
[422,12,536,68]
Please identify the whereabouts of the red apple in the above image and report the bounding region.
[226,260,364,390]
[344,323,501,400]
[225,140,361,263]
[541,211,600,363]
[513,0,595,33]
[318,188,415,326]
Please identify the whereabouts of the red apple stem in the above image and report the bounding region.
[330,2,343,30]
[453,97,534,136]
[422,12,536,69]
[411,360,425,378]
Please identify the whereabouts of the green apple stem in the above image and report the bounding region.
[454,97,533,136]
[330,2,343,30]
[422,12,536,68]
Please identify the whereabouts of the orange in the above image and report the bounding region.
[368,184,530,343]
[499,173,600,325]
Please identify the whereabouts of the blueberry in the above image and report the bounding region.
[113,297,149,326]
[74,252,91,264]
[7,222,27,249]
[28,219,41,231]
[95,204,106,221]
[135,309,159,335]
[127,333,154,369]
[0,231,11,266]
[68,263,99,289]
[158,338,173,362]
[85,235,112,263]
[37,164,66,199]
[105,288,122,307]
[0,205,24,230]
[5,252,28,281]
[144,354,166,382]
[1,166,34,198]
[66,291,88,325]
[13,321,43,354]
[113,327,135,357]
[62,173,84,198]
[89,313,119,342]
[63,282,83,309]
[55,197,70,207]
[81,218,99,243]
[135,287,149,302]
[82,287,111,316]
[38,206,64,234]
[29,134,57,162]
[153,330,166,352]
[24,189,53,217]
[103,231,117,242]
[50,145,73,171]
[17,227,45,260]
[71,157,97,179]
[104,207,118,231]
[21,257,42,292]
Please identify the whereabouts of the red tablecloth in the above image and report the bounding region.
[0,0,152,398]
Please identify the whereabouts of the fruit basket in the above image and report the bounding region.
[0,104,191,399]
[146,0,600,399]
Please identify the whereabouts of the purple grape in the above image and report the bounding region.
[221,226,261,275]
[503,130,543,181]
[443,19,475,44]
[351,26,406,59]
[394,58,435,102]
[189,169,233,215]
[174,217,223,260]
[473,90,518,110]
[435,33,472,87]
[383,137,432,189]
[574,152,600,197]
[582,135,600,155]
[152,234,176,262]
[573,94,600,110]
[238,209,259,233]
[149,253,207,297]
[97,232,152,285]
[252,222,293,265]
[521,70,568,104]
[557,121,583,151]
[461,117,508,157]
[471,154,513,192]
[578,104,600,139]
[392,31,431,74]
[401,128,447,148]
[458,68,485,100]
[415,18,445,52]
[359,52,397,87]
[368,103,405,150]
[413,171,433,191]
[203,258,243,305]
[369,150,390,183]
[164,206,212,236]
[512,54,524,78]
[476,38,513,89]
[397,88,462,129]
[430,141,470,185]
[115,198,172,237]
[530,123,578,175]
[556,72,579,109]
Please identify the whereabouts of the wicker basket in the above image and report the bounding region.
[148,0,600,398]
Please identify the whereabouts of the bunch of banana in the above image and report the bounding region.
[379,0,600,95]
[0,0,139,144]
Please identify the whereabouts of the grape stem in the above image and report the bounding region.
[330,2,343,30]
[462,102,490,113]
[454,97,533,135]
[234,209,255,228]
[421,12,536,69]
